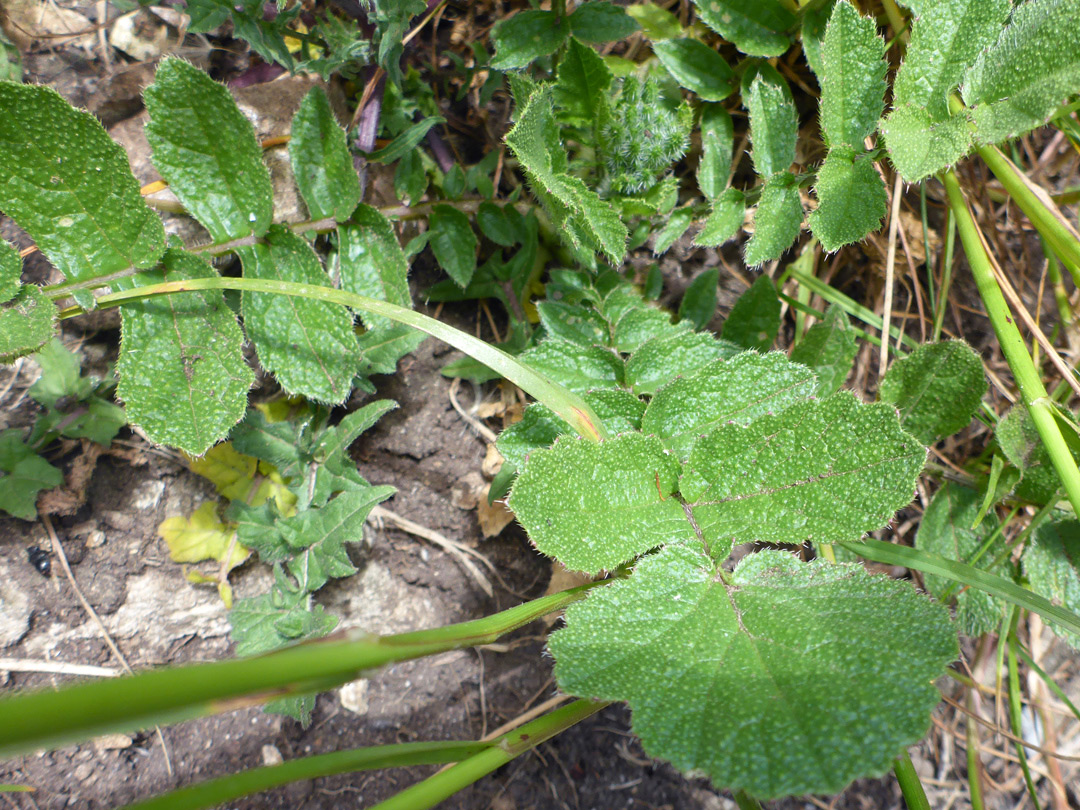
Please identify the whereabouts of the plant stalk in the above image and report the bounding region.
[893,751,930,810]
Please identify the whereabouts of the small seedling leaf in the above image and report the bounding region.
[878,339,986,445]
[491,10,570,70]
[997,405,1080,504]
[651,38,735,102]
[720,274,781,351]
[508,433,693,573]
[915,482,1009,637]
[0,429,63,520]
[818,0,886,149]
[568,2,640,42]
[694,188,745,247]
[237,226,359,404]
[144,58,273,242]
[550,544,956,798]
[428,204,478,288]
[0,82,165,282]
[789,305,858,397]
[697,104,734,201]
[338,205,412,330]
[288,87,362,222]
[808,146,887,251]
[745,73,797,178]
[692,0,794,57]
[744,172,802,266]
[117,249,254,456]
[641,351,816,459]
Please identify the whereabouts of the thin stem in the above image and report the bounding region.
[931,208,956,343]
[368,699,606,810]
[733,790,765,810]
[893,751,930,810]
[1007,631,1042,808]
[88,277,607,443]
[942,170,1080,517]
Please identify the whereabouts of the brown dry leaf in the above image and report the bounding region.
[481,443,503,478]
[477,485,514,538]
[37,441,105,517]
[4,0,95,50]
[542,563,593,626]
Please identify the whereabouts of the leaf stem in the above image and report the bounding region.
[893,751,930,810]
[942,170,1080,517]
[368,699,607,810]
[88,276,607,442]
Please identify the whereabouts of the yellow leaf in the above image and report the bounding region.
[158,502,250,567]
[186,443,296,515]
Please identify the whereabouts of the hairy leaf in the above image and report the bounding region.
[745,73,797,177]
[963,0,1080,145]
[720,274,781,352]
[0,83,165,282]
[288,87,362,221]
[678,268,719,330]
[0,285,57,364]
[694,188,745,247]
[491,10,570,70]
[356,324,426,378]
[117,249,254,455]
[230,567,338,657]
[997,405,1079,504]
[508,433,692,573]
[337,204,412,330]
[517,338,623,393]
[895,0,1009,121]
[789,305,858,397]
[818,1,886,148]
[653,207,695,256]
[800,0,838,77]
[0,240,19,304]
[681,393,927,547]
[692,0,794,57]
[568,2,640,42]
[238,226,358,404]
[808,147,887,251]
[744,172,802,266]
[641,351,817,459]
[1023,516,1080,648]
[625,330,740,396]
[697,104,734,201]
[551,545,956,797]
[879,340,986,445]
[916,482,1008,637]
[881,103,972,182]
[555,37,612,124]
[144,59,273,243]
[651,38,735,102]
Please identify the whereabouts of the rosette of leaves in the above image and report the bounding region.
[597,76,692,194]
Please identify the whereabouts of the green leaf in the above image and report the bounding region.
[428,204,478,288]
[626,2,683,40]
[496,389,645,470]
[365,116,445,164]
[491,10,571,70]
[694,188,745,247]
[280,485,396,591]
[536,301,608,347]
[692,0,795,57]
[651,38,736,102]
[682,392,927,547]
[963,0,1080,145]
[475,202,517,247]
[895,0,1009,121]
[915,482,1008,637]
[1023,515,1080,649]
[0,240,19,304]
[878,340,986,445]
[697,104,734,201]
[625,330,740,396]
[229,410,308,482]
[789,305,858,397]
[652,207,695,255]
[997,405,1076,504]
[516,337,623,394]
[230,568,339,657]
[800,0,837,77]
[338,204,412,330]
[568,2,641,42]
[641,351,817,459]
[745,72,797,177]
[116,249,252,455]
[27,339,87,407]
[508,433,692,573]
[0,285,58,364]
[720,274,781,351]
[394,150,427,205]
[550,544,956,798]
[144,58,273,242]
[237,226,359,404]
[0,429,63,520]
[744,173,803,266]
[288,87,362,222]
[356,324,426,378]
[881,103,973,183]
[0,82,165,282]
[808,146,887,251]
[554,37,612,123]
[818,0,886,148]
[677,268,719,330]
[505,89,627,265]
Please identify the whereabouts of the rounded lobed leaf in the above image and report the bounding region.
[550,543,957,798]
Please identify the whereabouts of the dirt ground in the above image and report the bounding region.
[1,4,1079,810]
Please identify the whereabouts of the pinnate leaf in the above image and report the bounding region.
[818,1,885,149]
[237,226,358,404]
[338,204,412,330]
[491,10,570,70]
[789,305,858,397]
[681,392,927,548]
[692,0,794,57]
[550,544,956,798]
[288,87,362,221]
[144,58,273,242]
[641,351,816,459]
[915,482,1008,637]
[0,82,165,282]
[1023,516,1080,648]
[651,38,735,102]
[744,172,802,266]
[508,433,692,573]
[117,249,253,455]
[230,568,338,657]
[963,0,1080,145]
[720,274,781,352]
[808,146,887,251]
[879,340,986,444]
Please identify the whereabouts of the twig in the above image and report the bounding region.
[448,377,498,443]
[0,658,120,677]
[879,173,904,380]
